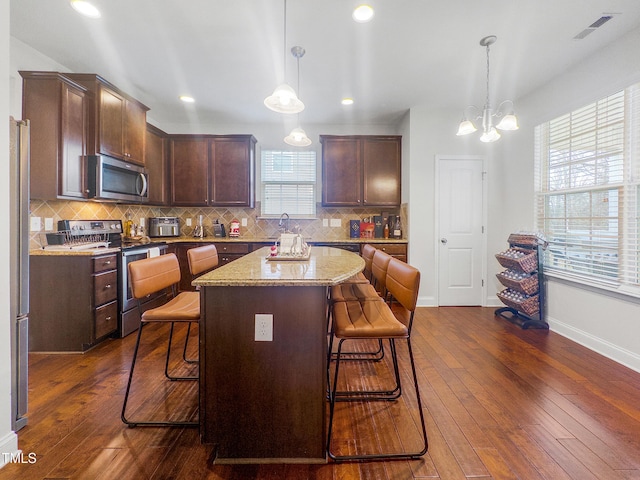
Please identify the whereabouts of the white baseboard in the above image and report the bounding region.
[548,315,640,374]
[0,430,19,469]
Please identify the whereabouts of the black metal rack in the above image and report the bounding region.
[494,234,548,329]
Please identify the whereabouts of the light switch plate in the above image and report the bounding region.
[322,219,329,227]
[30,216,42,232]
[44,218,54,231]
[330,218,342,228]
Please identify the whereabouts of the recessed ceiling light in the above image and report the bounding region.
[70,1,101,18]
[341,98,354,106]
[179,95,195,103]
[352,5,374,23]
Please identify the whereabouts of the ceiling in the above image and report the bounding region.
[10,0,640,128]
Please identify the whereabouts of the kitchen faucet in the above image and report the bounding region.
[278,212,290,233]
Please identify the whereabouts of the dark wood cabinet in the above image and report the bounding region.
[145,123,170,205]
[170,136,209,206]
[321,135,401,207]
[210,136,256,207]
[170,134,256,207]
[30,253,118,352]
[20,71,89,200]
[68,74,149,165]
[368,242,407,262]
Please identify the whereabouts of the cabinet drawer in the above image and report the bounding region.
[218,254,244,266]
[93,254,117,273]
[94,270,117,306]
[375,244,407,255]
[95,301,117,339]
[215,243,249,254]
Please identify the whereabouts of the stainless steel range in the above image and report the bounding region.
[55,219,168,337]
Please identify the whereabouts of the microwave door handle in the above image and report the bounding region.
[137,172,148,197]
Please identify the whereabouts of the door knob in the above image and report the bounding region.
[440,238,448,244]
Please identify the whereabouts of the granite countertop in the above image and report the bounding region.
[192,246,365,287]
[30,246,121,256]
[30,236,406,256]
[160,236,407,244]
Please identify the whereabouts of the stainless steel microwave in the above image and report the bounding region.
[87,155,149,203]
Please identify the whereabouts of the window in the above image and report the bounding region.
[534,84,640,292]
[261,150,317,217]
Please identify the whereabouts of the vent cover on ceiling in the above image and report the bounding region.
[574,15,614,39]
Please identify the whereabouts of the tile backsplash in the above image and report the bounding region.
[29,199,408,249]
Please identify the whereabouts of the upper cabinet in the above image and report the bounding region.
[145,123,170,205]
[21,71,89,200]
[67,74,149,165]
[321,135,401,207]
[170,135,256,207]
[170,136,209,206]
[210,136,256,207]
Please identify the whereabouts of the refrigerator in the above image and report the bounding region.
[9,117,29,431]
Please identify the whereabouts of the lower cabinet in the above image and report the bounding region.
[370,243,407,262]
[175,242,250,291]
[30,253,118,352]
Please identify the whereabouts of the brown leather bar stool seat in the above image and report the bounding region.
[326,257,428,461]
[121,253,200,428]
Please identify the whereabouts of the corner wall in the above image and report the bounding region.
[1,1,20,467]
[500,25,640,372]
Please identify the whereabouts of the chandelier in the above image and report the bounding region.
[264,0,304,114]
[456,35,519,143]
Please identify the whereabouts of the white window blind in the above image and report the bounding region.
[261,150,316,216]
[534,83,640,291]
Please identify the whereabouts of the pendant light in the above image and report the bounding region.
[456,35,519,143]
[284,46,312,147]
[264,0,304,114]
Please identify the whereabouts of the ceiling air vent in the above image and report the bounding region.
[574,14,615,40]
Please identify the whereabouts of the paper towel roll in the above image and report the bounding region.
[147,247,160,258]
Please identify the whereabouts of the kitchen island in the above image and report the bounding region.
[193,246,364,464]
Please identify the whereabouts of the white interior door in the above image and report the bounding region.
[437,156,485,306]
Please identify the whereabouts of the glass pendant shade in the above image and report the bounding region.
[480,126,501,143]
[264,84,304,114]
[496,113,519,131]
[456,120,478,136]
[284,127,311,146]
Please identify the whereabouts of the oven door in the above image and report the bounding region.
[119,244,168,337]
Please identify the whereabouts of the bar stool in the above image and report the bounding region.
[181,245,219,363]
[121,253,200,428]
[326,257,428,461]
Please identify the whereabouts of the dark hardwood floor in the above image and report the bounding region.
[2,307,640,479]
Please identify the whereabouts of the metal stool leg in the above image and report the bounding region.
[165,322,198,381]
[122,322,198,428]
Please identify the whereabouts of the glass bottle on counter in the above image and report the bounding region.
[124,213,133,237]
[392,215,402,239]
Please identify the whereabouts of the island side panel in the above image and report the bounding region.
[200,285,328,462]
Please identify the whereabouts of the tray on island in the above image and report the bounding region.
[265,249,312,261]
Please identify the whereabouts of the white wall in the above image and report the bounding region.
[500,25,640,372]
[405,106,505,306]
[1,2,20,468]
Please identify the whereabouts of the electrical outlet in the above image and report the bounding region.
[186,218,192,227]
[44,218,54,231]
[241,218,248,227]
[322,218,329,227]
[255,314,273,341]
[139,217,145,227]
